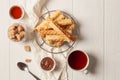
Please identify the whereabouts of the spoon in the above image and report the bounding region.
[17,62,41,80]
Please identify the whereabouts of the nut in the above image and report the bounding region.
[8,23,26,42]
[25,59,32,63]
[24,45,31,52]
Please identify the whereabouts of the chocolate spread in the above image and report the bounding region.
[41,57,54,71]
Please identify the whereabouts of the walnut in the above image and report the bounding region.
[25,59,32,63]
[16,34,22,41]
[18,25,24,32]
[8,23,26,42]
[24,45,31,52]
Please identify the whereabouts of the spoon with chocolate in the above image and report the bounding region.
[17,62,41,80]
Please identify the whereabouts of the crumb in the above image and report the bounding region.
[24,45,31,52]
[25,59,32,63]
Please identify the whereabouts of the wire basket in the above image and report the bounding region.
[34,10,78,54]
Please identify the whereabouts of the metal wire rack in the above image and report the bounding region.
[34,10,78,54]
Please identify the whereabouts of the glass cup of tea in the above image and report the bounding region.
[68,50,89,74]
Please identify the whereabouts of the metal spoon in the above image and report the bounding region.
[17,62,41,80]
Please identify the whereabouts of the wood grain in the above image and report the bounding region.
[0,0,120,80]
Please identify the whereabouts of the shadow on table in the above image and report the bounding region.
[87,53,98,74]
[54,59,61,71]
[72,14,84,41]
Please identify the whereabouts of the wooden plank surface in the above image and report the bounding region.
[0,0,120,80]
[72,0,104,80]
[105,0,120,80]
[0,0,10,80]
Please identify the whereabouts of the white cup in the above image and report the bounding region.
[68,50,89,74]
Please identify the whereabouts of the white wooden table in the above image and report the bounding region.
[0,0,120,80]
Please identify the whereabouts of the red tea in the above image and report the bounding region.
[68,50,88,70]
[10,6,22,19]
